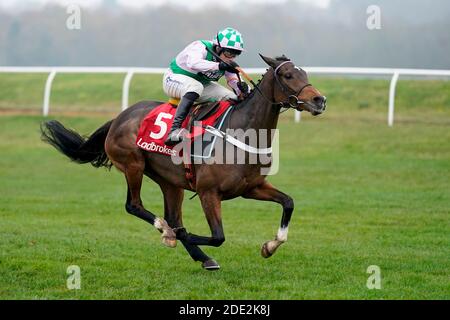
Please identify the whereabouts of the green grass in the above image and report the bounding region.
[0,75,449,299]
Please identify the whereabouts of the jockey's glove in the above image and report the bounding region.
[237,81,250,94]
[218,61,239,74]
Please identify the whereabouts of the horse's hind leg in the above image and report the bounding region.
[159,183,220,270]
[124,163,177,247]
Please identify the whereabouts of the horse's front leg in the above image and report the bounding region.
[176,190,225,248]
[159,182,219,270]
[171,190,223,270]
[243,181,294,258]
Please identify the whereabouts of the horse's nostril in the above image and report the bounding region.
[313,96,325,106]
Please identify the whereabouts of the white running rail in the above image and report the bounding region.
[1,66,449,126]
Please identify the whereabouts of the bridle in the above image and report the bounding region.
[206,46,312,111]
[273,61,312,109]
[253,60,312,111]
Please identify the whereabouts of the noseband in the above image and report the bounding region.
[273,61,312,109]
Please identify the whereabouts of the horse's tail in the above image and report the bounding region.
[40,119,113,169]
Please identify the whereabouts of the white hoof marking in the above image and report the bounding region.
[154,218,164,231]
[276,226,288,242]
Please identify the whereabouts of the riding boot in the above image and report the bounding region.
[164,92,199,146]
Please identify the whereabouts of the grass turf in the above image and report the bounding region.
[0,74,449,299]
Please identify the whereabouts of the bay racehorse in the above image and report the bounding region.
[41,54,326,270]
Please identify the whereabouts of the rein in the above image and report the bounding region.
[206,46,310,111]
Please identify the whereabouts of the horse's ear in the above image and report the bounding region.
[259,54,278,69]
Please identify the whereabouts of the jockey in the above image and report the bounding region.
[163,27,248,146]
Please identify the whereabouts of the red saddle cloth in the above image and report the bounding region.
[136,100,232,156]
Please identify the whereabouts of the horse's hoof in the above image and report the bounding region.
[165,227,177,240]
[202,259,220,271]
[261,241,274,258]
[161,226,177,248]
[162,236,177,248]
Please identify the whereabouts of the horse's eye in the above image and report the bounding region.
[284,73,292,79]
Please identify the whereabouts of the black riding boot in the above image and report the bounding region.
[164,92,199,146]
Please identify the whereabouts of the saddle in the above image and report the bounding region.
[136,100,233,154]
[136,99,234,190]
[185,100,222,131]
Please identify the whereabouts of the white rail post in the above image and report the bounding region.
[388,71,400,127]
[43,69,57,116]
[122,70,135,111]
[294,110,301,123]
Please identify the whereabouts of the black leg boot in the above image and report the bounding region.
[164,92,199,146]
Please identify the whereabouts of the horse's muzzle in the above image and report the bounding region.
[309,95,327,115]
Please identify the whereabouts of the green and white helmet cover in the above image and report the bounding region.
[213,27,244,51]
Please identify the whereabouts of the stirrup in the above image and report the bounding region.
[164,128,188,146]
